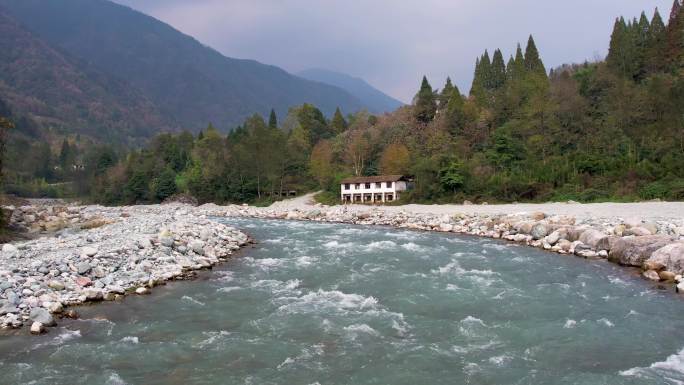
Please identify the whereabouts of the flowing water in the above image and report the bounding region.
[2,218,684,384]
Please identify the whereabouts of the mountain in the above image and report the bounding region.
[0,0,365,137]
[297,68,404,114]
[0,7,173,143]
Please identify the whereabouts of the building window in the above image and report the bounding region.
[355,183,360,189]
[386,182,393,188]
[365,183,371,189]
[386,194,394,201]
[375,182,382,188]
[344,184,350,190]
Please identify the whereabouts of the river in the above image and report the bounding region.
[1,218,683,384]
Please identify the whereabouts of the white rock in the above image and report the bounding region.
[2,244,18,255]
[30,322,45,335]
[82,247,98,257]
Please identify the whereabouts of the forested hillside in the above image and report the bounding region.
[0,0,365,133]
[4,4,684,204]
[0,8,173,143]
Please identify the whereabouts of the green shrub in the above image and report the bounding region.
[639,181,668,200]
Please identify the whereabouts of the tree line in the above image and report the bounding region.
[1,3,683,205]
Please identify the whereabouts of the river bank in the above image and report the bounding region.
[204,195,684,290]
[0,202,249,333]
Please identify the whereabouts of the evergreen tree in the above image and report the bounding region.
[268,109,278,129]
[153,167,177,201]
[607,17,629,77]
[439,77,455,109]
[491,49,507,89]
[414,76,437,123]
[58,138,72,169]
[331,107,348,134]
[666,0,684,70]
[524,35,547,77]
[648,8,667,73]
[480,50,492,88]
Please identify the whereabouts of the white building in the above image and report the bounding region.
[340,175,409,203]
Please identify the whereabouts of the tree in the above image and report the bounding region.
[524,35,547,77]
[153,167,177,201]
[414,76,437,123]
[0,117,13,185]
[309,140,334,188]
[491,49,507,89]
[331,107,348,134]
[648,8,667,73]
[439,77,455,109]
[507,44,526,81]
[344,127,371,176]
[268,109,278,129]
[379,143,411,175]
[124,169,149,203]
[439,160,466,192]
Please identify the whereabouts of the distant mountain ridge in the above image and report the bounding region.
[0,7,173,143]
[0,0,367,141]
[297,68,404,114]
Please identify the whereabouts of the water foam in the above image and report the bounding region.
[120,336,139,344]
[182,295,206,306]
[620,347,684,383]
[277,289,378,314]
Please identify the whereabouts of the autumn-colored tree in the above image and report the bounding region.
[344,128,371,176]
[379,143,411,175]
[309,140,334,188]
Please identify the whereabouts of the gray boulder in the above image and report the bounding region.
[531,223,549,240]
[608,235,673,267]
[646,242,684,274]
[579,229,606,248]
[0,300,18,315]
[596,236,621,252]
[624,227,652,236]
[29,307,55,326]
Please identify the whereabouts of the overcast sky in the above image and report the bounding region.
[112,0,670,103]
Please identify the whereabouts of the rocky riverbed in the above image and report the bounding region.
[207,202,684,290]
[2,198,684,334]
[0,203,249,333]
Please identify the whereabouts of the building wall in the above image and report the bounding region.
[340,180,407,196]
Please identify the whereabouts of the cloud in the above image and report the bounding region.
[113,0,671,103]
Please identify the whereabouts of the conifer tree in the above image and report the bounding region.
[648,8,667,72]
[330,107,348,134]
[506,44,526,82]
[491,49,507,89]
[439,77,455,108]
[480,50,492,88]
[607,17,629,76]
[414,76,437,123]
[470,57,482,97]
[666,0,684,70]
[268,109,278,129]
[524,35,547,77]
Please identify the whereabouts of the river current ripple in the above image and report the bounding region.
[1,218,684,384]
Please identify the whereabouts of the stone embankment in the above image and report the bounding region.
[210,203,684,289]
[0,203,249,333]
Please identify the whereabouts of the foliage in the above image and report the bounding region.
[4,5,684,207]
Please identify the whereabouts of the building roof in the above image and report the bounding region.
[340,175,407,184]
